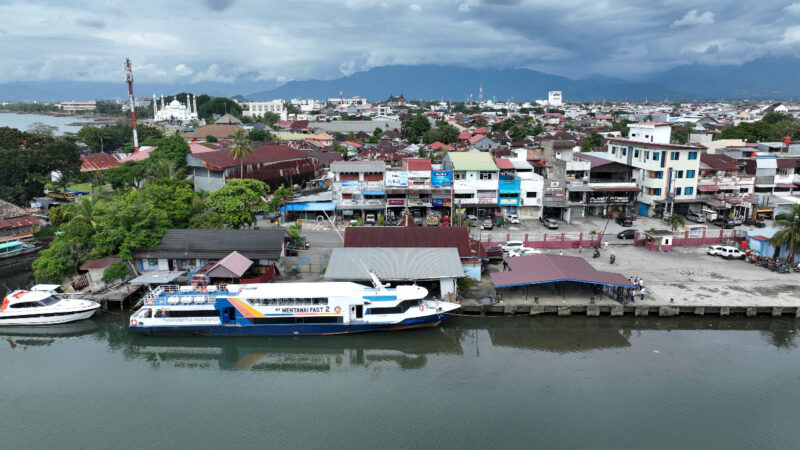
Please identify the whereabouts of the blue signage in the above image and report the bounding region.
[431,171,452,187]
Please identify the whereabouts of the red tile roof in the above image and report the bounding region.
[468,134,488,144]
[493,158,515,170]
[428,141,454,151]
[474,127,488,134]
[404,158,432,171]
[80,153,122,172]
[0,215,39,229]
[290,120,309,130]
[343,226,476,259]
[491,254,635,288]
[191,144,313,171]
[458,131,472,140]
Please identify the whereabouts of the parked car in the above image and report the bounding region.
[616,229,637,240]
[365,214,376,224]
[744,217,766,228]
[732,216,743,226]
[711,217,735,229]
[413,217,423,226]
[508,247,542,257]
[507,214,520,224]
[482,219,494,230]
[686,212,706,223]
[707,245,746,259]
[501,240,524,252]
[540,217,559,229]
[615,216,633,227]
[485,245,504,261]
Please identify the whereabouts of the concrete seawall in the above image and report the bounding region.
[459,304,800,318]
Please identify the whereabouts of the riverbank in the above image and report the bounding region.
[0,111,119,134]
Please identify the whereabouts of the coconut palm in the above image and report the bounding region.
[770,205,800,262]
[69,196,97,230]
[230,129,252,179]
[666,214,685,231]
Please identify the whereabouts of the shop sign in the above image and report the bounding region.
[340,180,358,187]
[499,198,518,206]
[408,198,421,206]
[385,171,408,187]
[478,198,496,204]
[388,199,405,206]
[431,171,453,187]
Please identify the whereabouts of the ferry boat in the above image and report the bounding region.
[129,273,460,336]
[0,285,101,326]
[0,240,38,260]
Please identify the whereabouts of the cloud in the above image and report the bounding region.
[75,17,105,29]
[672,9,715,28]
[458,3,471,12]
[409,4,421,12]
[203,0,234,12]
[174,64,193,76]
[784,3,800,17]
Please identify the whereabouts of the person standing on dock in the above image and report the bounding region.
[640,287,646,301]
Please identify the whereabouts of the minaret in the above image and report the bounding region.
[192,95,198,118]
[160,95,165,110]
[152,94,157,117]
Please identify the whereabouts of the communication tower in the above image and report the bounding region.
[124,58,139,152]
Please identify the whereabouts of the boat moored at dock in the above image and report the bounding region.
[129,273,460,336]
[0,285,101,326]
[0,241,38,260]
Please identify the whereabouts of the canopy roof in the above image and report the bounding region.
[324,248,464,281]
[491,254,634,288]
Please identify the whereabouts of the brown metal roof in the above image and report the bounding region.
[190,144,313,171]
[80,153,122,172]
[776,158,797,169]
[80,256,122,270]
[491,254,635,288]
[700,153,741,171]
[343,226,475,259]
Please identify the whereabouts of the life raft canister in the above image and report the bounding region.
[130,318,138,326]
[334,306,342,314]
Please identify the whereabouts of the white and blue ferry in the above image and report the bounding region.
[129,273,460,336]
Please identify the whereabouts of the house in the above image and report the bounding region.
[79,256,123,292]
[133,228,288,278]
[80,153,123,173]
[343,226,484,279]
[187,144,318,192]
[468,134,499,150]
[0,199,40,243]
[214,114,243,125]
[387,94,407,108]
[182,124,246,140]
[442,152,499,216]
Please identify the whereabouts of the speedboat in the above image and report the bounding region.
[129,272,460,336]
[0,285,101,326]
[0,241,38,260]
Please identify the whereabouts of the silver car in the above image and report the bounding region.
[686,212,706,223]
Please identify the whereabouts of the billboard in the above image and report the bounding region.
[385,171,408,187]
[431,171,452,187]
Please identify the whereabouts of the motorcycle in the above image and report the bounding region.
[609,254,616,264]
[593,249,600,258]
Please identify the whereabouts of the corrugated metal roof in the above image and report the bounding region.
[330,161,386,173]
[80,256,122,270]
[446,152,498,171]
[491,254,635,288]
[207,251,253,278]
[324,248,464,281]
[189,145,311,170]
[343,226,475,259]
[80,153,123,172]
[133,229,287,260]
[509,159,533,170]
[493,158,515,170]
[129,271,186,284]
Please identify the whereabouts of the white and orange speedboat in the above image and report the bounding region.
[0,285,100,326]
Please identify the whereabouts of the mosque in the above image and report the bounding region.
[153,94,200,123]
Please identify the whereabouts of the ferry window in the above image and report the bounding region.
[165,310,220,318]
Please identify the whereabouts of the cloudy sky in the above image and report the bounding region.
[1,0,799,85]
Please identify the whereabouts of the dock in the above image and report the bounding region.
[459,303,800,317]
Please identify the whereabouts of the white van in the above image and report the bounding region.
[501,240,524,253]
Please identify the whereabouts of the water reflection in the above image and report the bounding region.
[0,320,100,350]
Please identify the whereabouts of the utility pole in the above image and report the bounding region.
[124,58,139,152]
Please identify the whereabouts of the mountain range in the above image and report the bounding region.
[2,57,799,103]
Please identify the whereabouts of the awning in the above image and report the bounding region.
[567,186,594,192]
[491,254,634,288]
[279,202,336,212]
[698,185,719,192]
[362,190,386,196]
[129,271,186,284]
[592,186,640,192]
[775,184,795,189]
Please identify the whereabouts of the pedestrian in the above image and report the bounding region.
[630,289,635,303]
[640,286,646,300]
[638,279,644,289]
[579,245,583,254]
[603,240,608,250]
[559,249,563,256]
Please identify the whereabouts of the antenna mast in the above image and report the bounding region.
[124,58,139,152]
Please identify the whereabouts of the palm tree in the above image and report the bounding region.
[769,205,800,262]
[70,196,97,230]
[666,214,685,231]
[230,129,252,179]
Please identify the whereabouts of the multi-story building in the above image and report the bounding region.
[330,161,387,220]
[384,158,453,222]
[605,123,704,217]
[574,153,639,217]
[495,156,544,219]
[540,139,591,222]
[58,101,96,112]
[244,100,288,121]
[442,152,499,216]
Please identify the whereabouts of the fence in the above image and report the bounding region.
[279,255,329,274]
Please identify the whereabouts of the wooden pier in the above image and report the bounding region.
[458,303,800,318]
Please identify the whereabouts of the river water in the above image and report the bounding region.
[0,112,96,135]
[2,262,799,450]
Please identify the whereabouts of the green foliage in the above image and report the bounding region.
[770,205,800,261]
[102,261,130,282]
[248,129,274,142]
[27,122,58,137]
[254,112,281,126]
[372,127,383,137]
[457,276,476,292]
[196,97,243,121]
[422,122,459,145]
[0,103,60,114]
[286,103,301,116]
[368,135,379,143]
[149,135,190,171]
[719,120,774,142]
[230,129,252,178]
[401,113,432,143]
[581,132,604,152]
[666,214,685,231]
[206,135,218,143]
[104,160,148,190]
[32,218,96,283]
[141,178,196,227]
[611,120,631,136]
[267,184,293,212]
[762,112,792,125]
[34,225,58,238]
[672,123,693,145]
[95,102,123,115]
[89,190,173,259]
[206,178,269,229]
[0,138,82,204]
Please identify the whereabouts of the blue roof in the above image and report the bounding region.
[279,202,336,212]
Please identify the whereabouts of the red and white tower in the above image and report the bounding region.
[124,58,139,152]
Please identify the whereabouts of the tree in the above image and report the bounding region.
[0,139,81,204]
[666,214,685,231]
[248,129,274,142]
[581,133,603,152]
[150,135,190,172]
[255,112,281,126]
[769,205,800,262]
[102,261,130,283]
[206,135,219,143]
[27,122,58,138]
[89,190,173,259]
[267,184,292,212]
[230,129,252,178]
[762,112,792,125]
[401,113,431,143]
[64,196,98,230]
[372,127,383,137]
[719,121,773,143]
[105,160,148,190]
[206,178,269,229]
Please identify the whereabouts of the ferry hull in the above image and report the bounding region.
[131,313,452,337]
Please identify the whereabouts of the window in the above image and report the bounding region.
[453,171,465,180]
[39,296,60,306]
[611,146,617,155]
[686,170,695,178]
[454,193,473,199]
[622,148,627,156]
[675,187,682,196]
[499,193,518,198]
[649,188,662,196]
[653,153,660,161]
[685,187,694,195]
[651,171,664,179]
[688,152,698,160]
[479,171,494,180]
[675,170,683,178]
[147,258,158,267]
[670,152,679,160]
[645,151,650,159]
[526,192,538,198]
[634,149,640,158]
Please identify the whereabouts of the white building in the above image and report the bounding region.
[605,123,703,217]
[153,94,199,123]
[58,101,96,112]
[244,100,287,121]
[548,91,562,107]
